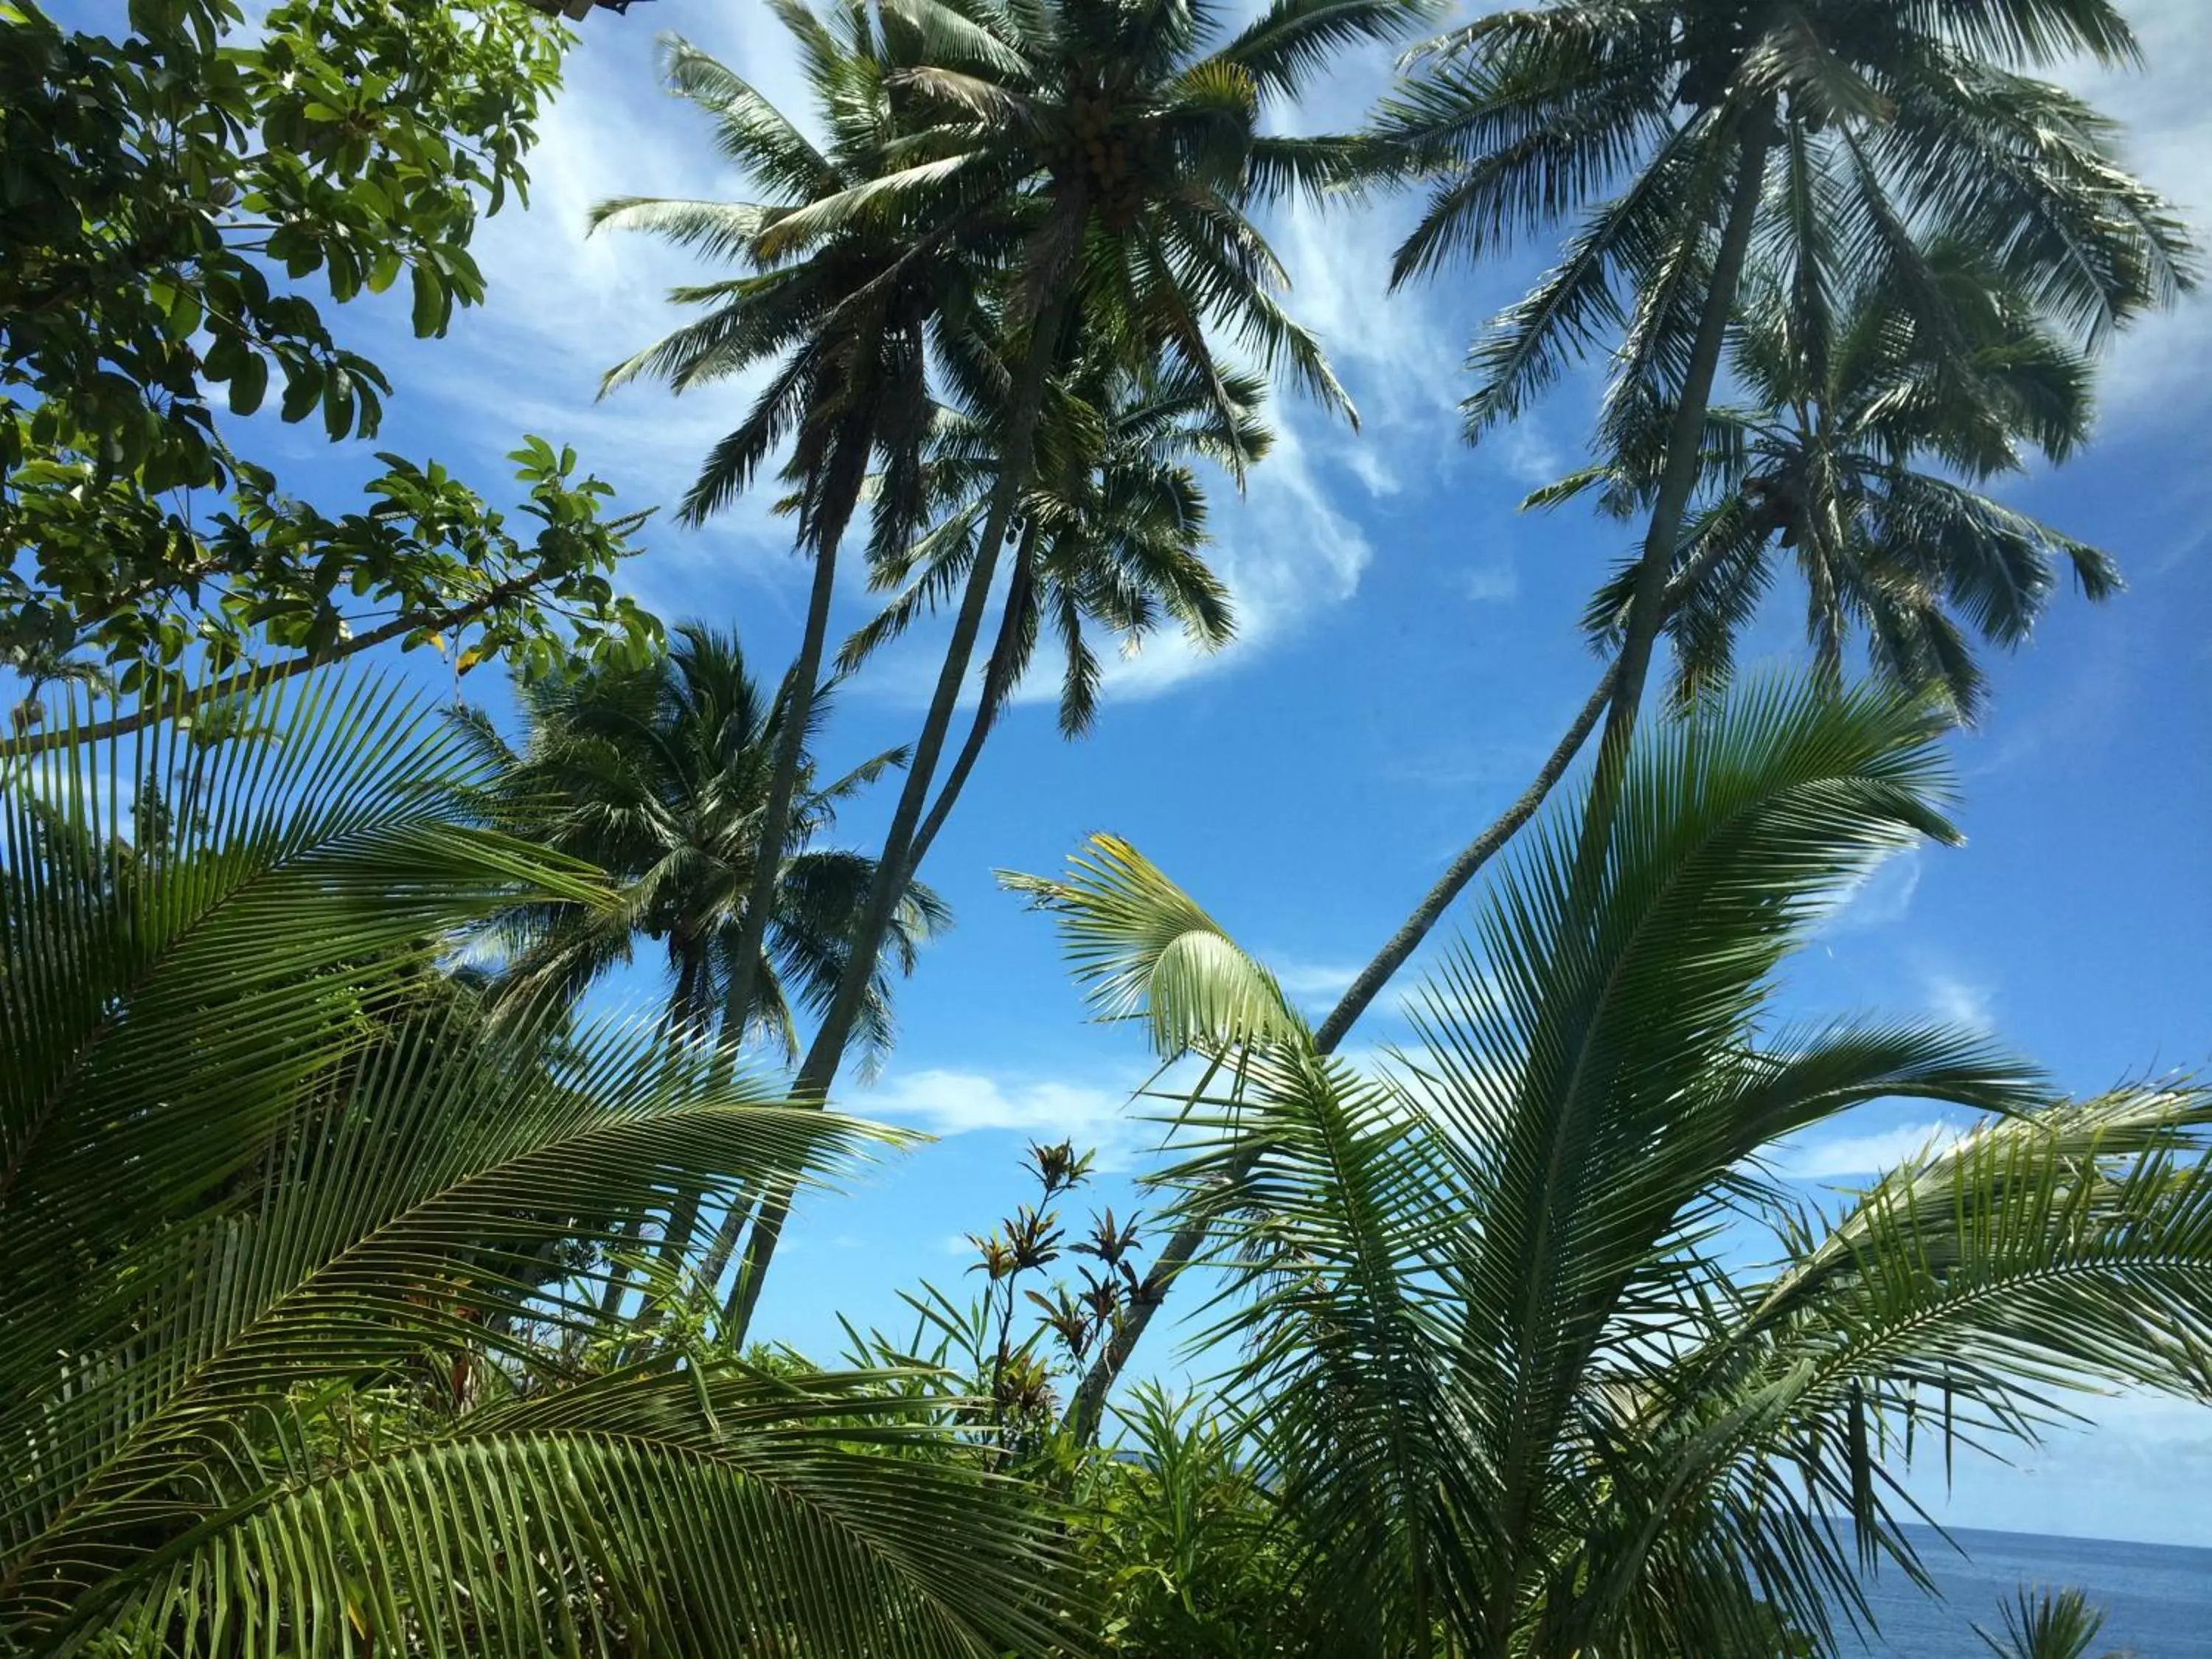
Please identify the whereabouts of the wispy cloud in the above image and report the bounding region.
[1458,558,1521,605]
[855,1065,1153,1169]
[1266,955,1365,1009]
[1815,845,1924,935]
[1773,1119,1963,1180]
[1920,967,1997,1035]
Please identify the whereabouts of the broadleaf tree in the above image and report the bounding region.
[0,0,658,744]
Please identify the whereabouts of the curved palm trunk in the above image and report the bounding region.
[716,527,843,1062]
[1573,107,1774,873]
[1063,123,1777,1446]
[699,544,1026,1312]
[1062,679,1617,1443]
[902,526,1037,880]
[1063,528,1746,1444]
[726,286,1077,1340]
[1312,664,1619,1053]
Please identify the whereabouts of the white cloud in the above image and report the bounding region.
[383,7,816,616]
[1815,845,1924,934]
[1266,955,1366,1009]
[1921,967,1997,1035]
[855,1065,1155,1169]
[1773,1119,1963,1180]
[1496,421,1565,489]
[1903,1385,2212,1546]
[1458,559,1521,605]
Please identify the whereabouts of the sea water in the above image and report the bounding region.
[1845,1526,2209,1656]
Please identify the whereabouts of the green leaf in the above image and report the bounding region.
[228,350,268,417]
[411,262,448,336]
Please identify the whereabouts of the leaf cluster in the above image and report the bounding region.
[1,0,658,704]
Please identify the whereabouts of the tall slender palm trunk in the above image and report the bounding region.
[904,526,1037,880]
[1063,118,1778,1444]
[701,534,1029,1323]
[726,285,1077,1339]
[668,544,844,1309]
[1573,107,1774,869]
[717,528,844,1057]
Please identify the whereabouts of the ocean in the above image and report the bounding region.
[1844,1526,2210,1656]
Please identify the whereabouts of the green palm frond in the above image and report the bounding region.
[1028,679,2203,1658]
[1001,832,1301,1057]
[1975,1585,2122,1659]
[0,672,1077,1657]
[1,672,610,1275]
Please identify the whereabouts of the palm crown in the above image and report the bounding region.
[848,344,1262,738]
[461,624,946,1068]
[596,14,982,550]
[1382,0,2193,444]
[1556,239,2116,719]
[1371,0,2195,809]
[1015,681,2212,1658]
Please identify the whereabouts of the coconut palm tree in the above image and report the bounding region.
[1316,217,2151,1062]
[1560,245,2116,723]
[0,673,1077,1656]
[842,343,1266,875]
[1977,1588,2126,1659]
[1015,681,2212,1656]
[594,7,992,1088]
[1,641,111,734]
[1377,0,2194,826]
[463,623,946,1071]
[726,0,1435,1332]
[1060,227,2149,1439]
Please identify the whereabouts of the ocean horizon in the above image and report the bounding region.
[1843,1524,2208,1656]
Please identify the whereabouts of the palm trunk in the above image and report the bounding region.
[1062,681,1619,1444]
[1312,666,1619,1054]
[1573,105,1774,870]
[725,285,1076,1341]
[716,526,844,1063]
[1060,111,1775,1436]
[627,938,711,1354]
[1064,524,1744,1443]
[902,525,1037,880]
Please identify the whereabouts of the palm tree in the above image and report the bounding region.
[1,641,111,734]
[1377,0,2194,837]
[594,8,987,1094]
[1077,240,2111,1419]
[1977,1588,2126,1659]
[1562,240,2116,723]
[0,673,1076,1655]
[843,344,1264,876]
[1015,681,2212,1656]
[464,623,946,1071]
[1314,201,2166,1060]
[728,0,1434,1331]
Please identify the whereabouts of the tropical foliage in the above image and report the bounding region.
[1977,1587,2127,1659]
[0,1,657,730]
[1376,0,2197,809]
[0,678,1074,1656]
[1,0,2205,1653]
[1557,243,2118,720]
[1018,683,2212,1656]
[458,622,945,1067]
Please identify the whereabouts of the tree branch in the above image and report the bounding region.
[2,570,547,758]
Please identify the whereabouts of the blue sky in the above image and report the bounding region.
[100,0,2212,1546]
